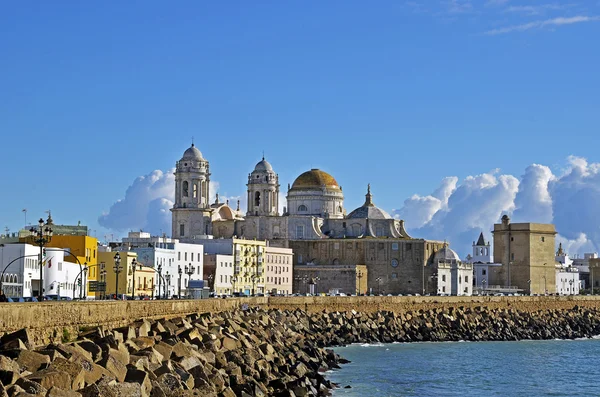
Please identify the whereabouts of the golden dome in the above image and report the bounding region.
[291,169,341,191]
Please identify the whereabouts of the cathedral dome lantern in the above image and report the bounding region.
[247,156,280,217]
[347,184,392,220]
[287,168,344,219]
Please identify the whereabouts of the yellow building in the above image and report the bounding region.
[232,238,266,295]
[22,231,99,298]
[98,251,156,299]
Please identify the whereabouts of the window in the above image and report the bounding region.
[193,184,197,198]
[442,286,446,292]
[511,237,514,242]
[298,205,308,212]
[541,237,545,242]
[255,192,261,207]
[392,243,399,251]
[183,181,189,197]
[378,243,384,250]
[334,243,339,250]
[442,275,446,282]
[511,253,515,261]
[482,269,487,275]
[296,225,304,239]
[180,224,185,237]
[391,273,398,279]
[465,276,469,283]
[198,253,200,262]
[376,227,384,237]
[185,252,187,261]
[178,252,181,260]
[406,243,412,251]
[298,254,303,264]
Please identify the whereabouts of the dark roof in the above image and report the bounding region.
[476,232,486,246]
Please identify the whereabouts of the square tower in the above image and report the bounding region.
[492,215,557,294]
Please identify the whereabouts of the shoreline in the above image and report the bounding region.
[1,305,600,396]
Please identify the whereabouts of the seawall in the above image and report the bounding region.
[1,296,600,345]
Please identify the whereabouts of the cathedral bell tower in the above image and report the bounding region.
[472,232,491,263]
[171,143,212,239]
[247,157,279,216]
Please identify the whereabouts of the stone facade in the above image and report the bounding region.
[492,215,557,295]
[293,264,367,295]
[289,238,446,295]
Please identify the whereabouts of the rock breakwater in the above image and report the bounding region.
[1,305,600,396]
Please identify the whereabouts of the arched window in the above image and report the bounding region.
[255,191,261,207]
[182,181,189,197]
[193,183,197,198]
[298,205,308,212]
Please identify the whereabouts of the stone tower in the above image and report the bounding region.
[171,143,212,239]
[247,157,280,216]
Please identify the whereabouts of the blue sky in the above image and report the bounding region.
[1,1,599,256]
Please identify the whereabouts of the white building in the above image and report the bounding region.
[556,268,580,295]
[434,245,473,296]
[468,233,503,292]
[0,244,79,299]
[555,243,580,295]
[264,246,293,295]
[116,232,204,298]
[204,253,234,295]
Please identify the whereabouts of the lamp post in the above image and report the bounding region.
[178,265,183,299]
[482,278,487,295]
[375,277,382,295]
[356,271,363,295]
[99,262,106,300]
[251,274,258,296]
[312,276,320,295]
[569,279,573,295]
[157,264,162,299]
[113,252,122,299]
[131,258,141,299]
[82,265,89,299]
[231,276,237,294]
[185,263,194,298]
[29,217,53,301]
[165,272,171,299]
[527,279,531,296]
[207,274,214,293]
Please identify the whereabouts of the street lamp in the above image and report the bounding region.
[231,276,237,294]
[569,279,574,295]
[157,263,162,299]
[131,258,142,299]
[375,277,382,295]
[82,265,89,299]
[207,274,214,293]
[99,262,106,299]
[178,265,183,299]
[185,263,194,298]
[312,276,320,295]
[250,274,258,296]
[482,278,487,295]
[113,252,122,299]
[165,271,171,299]
[29,217,53,301]
[356,271,364,295]
[527,279,531,296]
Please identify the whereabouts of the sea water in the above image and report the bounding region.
[329,339,600,396]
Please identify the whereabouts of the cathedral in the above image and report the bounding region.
[171,144,413,244]
[171,144,455,295]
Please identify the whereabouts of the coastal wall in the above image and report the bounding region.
[1,296,600,344]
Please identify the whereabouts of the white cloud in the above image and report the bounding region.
[98,169,175,235]
[506,3,574,16]
[394,156,600,258]
[485,15,600,35]
[99,170,243,236]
